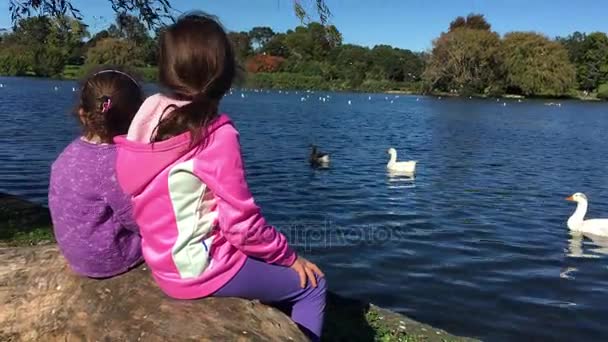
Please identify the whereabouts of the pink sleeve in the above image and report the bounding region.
[194,124,297,266]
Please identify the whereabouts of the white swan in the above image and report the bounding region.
[566,193,608,236]
[387,148,416,174]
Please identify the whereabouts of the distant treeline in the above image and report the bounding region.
[1,13,607,98]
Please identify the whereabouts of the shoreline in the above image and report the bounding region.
[3,71,605,102]
[0,192,477,341]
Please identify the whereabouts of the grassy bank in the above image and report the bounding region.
[56,65,422,94]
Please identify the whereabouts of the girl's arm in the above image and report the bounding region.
[106,175,140,234]
[195,124,297,267]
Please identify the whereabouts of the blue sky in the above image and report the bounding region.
[1,0,607,51]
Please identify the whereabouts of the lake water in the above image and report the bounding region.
[2,77,608,341]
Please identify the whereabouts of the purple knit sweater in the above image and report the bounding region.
[48,138,143,278]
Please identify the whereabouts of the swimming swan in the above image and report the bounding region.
[566,193,608,237]
[387,148,416,174]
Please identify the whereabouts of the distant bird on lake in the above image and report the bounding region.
[387,147,416,174]
[54,86,59,91]
[309,145,330,168]
[348,100,352,105]
[0,83,4,88]
[566,193,608,237]
[241,93,245,98]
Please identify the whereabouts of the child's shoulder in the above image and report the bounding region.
[208,114,238,138]
[54,139,115,168]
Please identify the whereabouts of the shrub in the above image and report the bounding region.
[597,83,608,100]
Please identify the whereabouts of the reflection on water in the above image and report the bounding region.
[387,171,416,189]
[567,232,608,259]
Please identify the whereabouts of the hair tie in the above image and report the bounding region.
[101,96,112,113]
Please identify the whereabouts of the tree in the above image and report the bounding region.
[32,47,66,77]
[424,27,502,94]
[114,13,151,45]
[558,31,587,63]
[249,26,275,51]
[228,32,253,63]
[1,15,88,76]
[11,16,52,45]
[577,32,608,91]
[559,32,608,91]
[501,32,576,96]
[0,44,29,75]
[86,38,145,67]
[282,23,340,61]
[263,33,290,57]
[449,13,491,32]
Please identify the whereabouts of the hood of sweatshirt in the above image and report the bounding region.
[114,94,232,196]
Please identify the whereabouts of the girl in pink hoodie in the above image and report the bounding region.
[114,13,326,341]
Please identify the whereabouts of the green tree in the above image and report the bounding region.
[424,27,502,94]
[263,33,290,57]
[501,32,576,96]
[2,16,88,76]
[558,31,587,63]
[560,32,608,91]
[32,47,66,77]
[86,38,144,67]
[0,44,29,75]
[113,13,151,45]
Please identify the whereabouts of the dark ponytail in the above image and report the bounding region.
[152,12,235,147]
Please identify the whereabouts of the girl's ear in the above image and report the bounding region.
[78,108,87,125]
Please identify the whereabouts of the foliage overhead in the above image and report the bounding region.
[9,0,173,28]
[8,0,332,29]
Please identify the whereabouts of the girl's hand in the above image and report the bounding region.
[290,256,325,288]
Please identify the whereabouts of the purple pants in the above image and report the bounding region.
[214,257,327,341]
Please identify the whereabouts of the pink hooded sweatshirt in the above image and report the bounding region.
[114,94,297,299]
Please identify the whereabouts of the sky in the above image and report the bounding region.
[1,0,608,52]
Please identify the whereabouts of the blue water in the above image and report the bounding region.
[2,77,608,341]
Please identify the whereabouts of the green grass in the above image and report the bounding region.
[62,64,83,79]
[1,225,54,247]
[0,193,54,246]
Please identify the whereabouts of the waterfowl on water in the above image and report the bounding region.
[387,148,416,174]
[566,193,608,237]
[310,145,330,167]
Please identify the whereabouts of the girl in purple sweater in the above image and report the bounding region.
[48,68,145,278]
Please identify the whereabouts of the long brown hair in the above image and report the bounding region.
[78,67,144,143]
[152,12,236,147]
